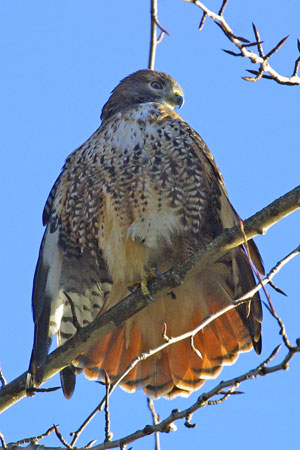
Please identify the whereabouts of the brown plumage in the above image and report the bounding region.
[27,69,263,399]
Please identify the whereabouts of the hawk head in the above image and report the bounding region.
[101,69,184,122]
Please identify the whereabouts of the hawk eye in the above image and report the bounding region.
[150,81,163,90]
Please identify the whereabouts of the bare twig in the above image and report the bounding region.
[185,0,300,85]
[292,39,300,76]
[0,432,7,449]
[149,0,158,70]
[83,441,97,449]
[148,0,169,70]
[265,35,289,59]
[53,425,72,449]
[147,398,161,450]
[218,0,228,16]
[0,366,7,388]
[267,280,287,296]
[207,383,241,405]
[8,425,57,446]
[104,372,113,443]
[199,11,207,30]
[252,23,264,57]
[70,403,103,447]
[26,386,61,395]
[264,303,295,351]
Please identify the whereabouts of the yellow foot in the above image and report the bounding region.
[127,267,166,302]
[141,278,154,302]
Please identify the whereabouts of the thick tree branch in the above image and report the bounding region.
[0,185,299,414]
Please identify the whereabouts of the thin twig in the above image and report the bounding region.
[0,432,7,449]
[218,0,228,16]
[207,383,241,405]
[148,0,158,70]
[147,398,161,450]
[243,40,264,49]
[148,0,169,69]
[9,425,56,446]
[53,425,72,449]
[185,0,300,85]
[157,31,165,44]
[70,403,103,447]
[292,39,300,76]
[199,11,207,30]
[26,386,61,395]
[265,35,289,59]
[252,23,264,57]
[293,56,300,76]
[264,303,295,351]
[0,366,7,388]
[267,280,287,296]
[83,440,97,449]
[104,372,113,442]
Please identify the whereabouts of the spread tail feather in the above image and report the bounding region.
[76,257,262,398]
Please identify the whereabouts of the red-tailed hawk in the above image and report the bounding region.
[28,69,263,399]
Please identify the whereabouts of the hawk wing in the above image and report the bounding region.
[182,120,263,352]
[28,147,111,398]
[188,125,264,274]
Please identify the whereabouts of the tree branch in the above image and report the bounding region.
[148,0,169,69]
[0,366,7,388]
[185,0,300,85]
[0,185,299,414]
[5,335,299,450]
[147,398,161,450]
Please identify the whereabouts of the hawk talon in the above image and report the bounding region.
[141,279,155,302]
[127,279,154,301]
[127,267,163,300]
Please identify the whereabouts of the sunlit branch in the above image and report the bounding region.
[148,0,169,69]
[185,0,300,85]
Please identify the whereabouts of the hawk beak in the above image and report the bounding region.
[174,94,184,108]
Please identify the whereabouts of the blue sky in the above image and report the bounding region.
[1,1,300,449]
